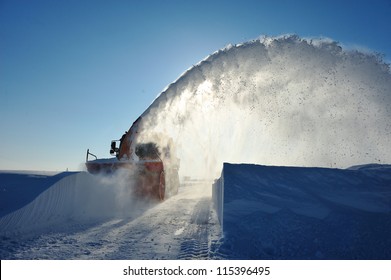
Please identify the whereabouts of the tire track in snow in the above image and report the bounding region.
[177,198,211,259]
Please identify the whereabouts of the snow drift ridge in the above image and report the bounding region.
[0,171,151,236]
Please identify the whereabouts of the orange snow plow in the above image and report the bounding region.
[85,117,179,201]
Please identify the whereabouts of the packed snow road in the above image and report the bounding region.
[0,182,222,260]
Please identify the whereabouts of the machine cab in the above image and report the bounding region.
[110,140,120,157]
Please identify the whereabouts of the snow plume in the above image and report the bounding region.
[75,169,151,219]
[138,35,391,179]
[0,171,154,235]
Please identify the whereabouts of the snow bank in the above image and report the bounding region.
[135,35,391,179]
[213,163,391,259]
[0,171,77,217]
[0,171,153,236]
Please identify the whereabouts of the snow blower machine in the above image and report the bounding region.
[85,117,180,201]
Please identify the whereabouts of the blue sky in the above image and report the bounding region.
[1,0,391,171]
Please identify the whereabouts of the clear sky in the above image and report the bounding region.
[1,0,391,171]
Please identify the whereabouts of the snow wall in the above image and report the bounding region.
[212,163,391,259]
[137,35,391,180]
[0,171,153,236]
[0,172,76,218]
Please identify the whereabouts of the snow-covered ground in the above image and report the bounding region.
[1,163,390,260]
[0,171,221,259]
